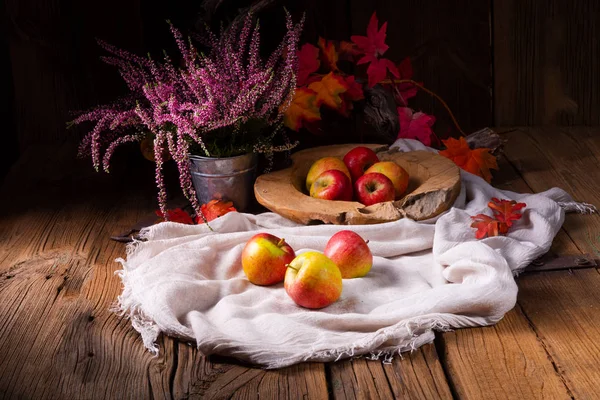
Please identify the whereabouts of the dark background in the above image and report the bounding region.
[2,0,599,183]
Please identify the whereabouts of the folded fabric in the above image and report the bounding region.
[115,139,572,368]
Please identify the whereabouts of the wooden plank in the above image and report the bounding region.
[439,308,571,399]
[517,269,600,399]
[328,344,453,400]
[435,148,578,399]
[494,1,600,125]
[500,126,600,398]
[172,351,328,399]
[382,343,453,399]
[502,127,600,257]
[0,144,330,399]
[350,0,492,134]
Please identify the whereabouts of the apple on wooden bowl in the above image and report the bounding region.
[254,143,461,225]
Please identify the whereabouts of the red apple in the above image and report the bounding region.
[284,251,342,309]
[343,146,380,182]
[324,230,373,279]
[354,172,395,206]
[364,161,409,199]
[309,170,353,201]
[242,233,296,286]
[305,157,351,192]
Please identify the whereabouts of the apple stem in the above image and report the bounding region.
[285,264,299,271]
[277,238,286,247]
[365,240,370,244]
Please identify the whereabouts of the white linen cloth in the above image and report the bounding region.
[115,139,574,368]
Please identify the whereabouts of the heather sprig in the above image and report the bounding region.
[71,12,303,219]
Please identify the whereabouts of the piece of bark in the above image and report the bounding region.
[357,85,400,143]
[465,127,505,153]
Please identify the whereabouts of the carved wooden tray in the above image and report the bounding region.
[254,144,461,225]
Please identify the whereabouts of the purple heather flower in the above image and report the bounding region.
[71,12,303,219]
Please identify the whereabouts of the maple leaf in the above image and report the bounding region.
[488,198,526,228]
[283,87,321,131]
[155,208,194,224]
[350,13,399,87]
[351,13,390,62]
[343,75,364,101]
[439,137,499,183]
[337,76,365,116]
[397,107,436,146]
[318,37,339,72]
[297,43,320,86]
[470,198,526,239]
[198,199,236,222]
[365,57,399,87]
[470,214,509,239]
[308,72,349,110]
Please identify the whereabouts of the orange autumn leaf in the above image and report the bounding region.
[308,72,349,110]
[470,198,526,239]
[488,198,526,228]
[318,37,339,71]
[439,137,499,183]
[470,214,509,239]
[199,199,237,222]
[283,87,321,131]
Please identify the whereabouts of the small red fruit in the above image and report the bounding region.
[324,230,373,279]
[354,172,395,206]
[310,169,353,201]
[242,233,296,285]
[343,146,380,182]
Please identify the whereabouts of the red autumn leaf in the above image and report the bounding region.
[337,76,365,116]
[155,208,194,224]
[488,198,526,228]
[365,57,399,88]
[343,75,364,101]
[297,43,320,86]
[350,12,399,87]
[308,72,349,110]
[283,87,321,131]
[470,198,526,239]
[351,13,390,62]
[470,214,509,239]
[198,199,236,222]
[318,37,339,72]
[397,107,436,146]
[439,137,499,183]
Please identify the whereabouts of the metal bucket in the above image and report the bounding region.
[188,153,257,212]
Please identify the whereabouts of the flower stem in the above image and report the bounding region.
[384,78,466,137]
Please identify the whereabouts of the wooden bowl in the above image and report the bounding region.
[254,144,461,225]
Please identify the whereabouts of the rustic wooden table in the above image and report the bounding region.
[1,127,599,399]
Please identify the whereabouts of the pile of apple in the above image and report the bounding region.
[306,146,409,205]
[241,230,372,309]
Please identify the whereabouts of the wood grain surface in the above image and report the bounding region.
[2,128,600,399]
[494,1,600,125]
[327,344,452,400]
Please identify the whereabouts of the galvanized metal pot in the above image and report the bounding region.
[188,153,257,212]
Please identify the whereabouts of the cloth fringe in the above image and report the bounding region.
[558,201,598,214]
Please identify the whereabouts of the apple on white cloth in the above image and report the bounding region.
[115,139,574,369]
